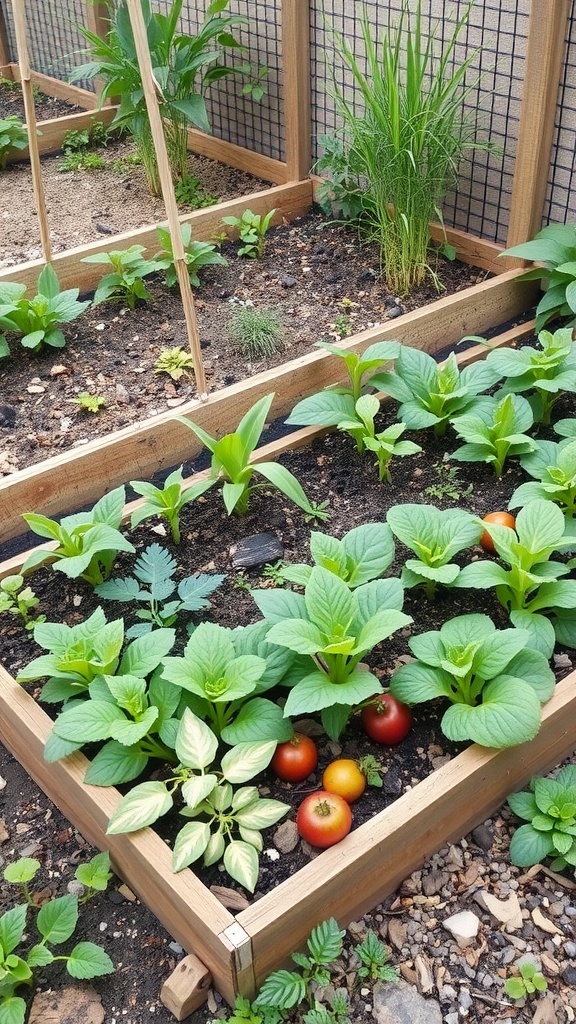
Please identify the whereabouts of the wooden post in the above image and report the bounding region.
[505,0,570,256]
[0,1,10,66]
[11,0,52,263]
[84,1,111,102]
[160,955,212,1020]
[282,0,311,182]
[125,0,207,399]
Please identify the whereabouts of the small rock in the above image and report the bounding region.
[563,964,576,986]
[0,819,8,844]
[117,883,137,902]
[532,907,562,935]
[230,532,284,569]
[387,306,403,319]
[166,397,186,407]
[471,824,494,851]
[564,941,576,959]
[280,275,297,288]
[26,384,45,394]
[553,653,572,669]
[67,879,86,897]
[0,777,6,792]
[29,985,105,1024]
[422,870,450,896]
[115,383,129,405]
[373,980,442,1024]
[414,953,434,994]
[273,820,299,854]
[532,994,566,1024]
[474,890,523,930]
[96,222,116,234]
[387,917,407,950]
[169,941,184,954]
[0,405,16,427]
[50,364,68,376]
[443,911,480,949]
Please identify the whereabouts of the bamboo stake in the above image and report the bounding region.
[125,0,207,399]
[11,0,52,263]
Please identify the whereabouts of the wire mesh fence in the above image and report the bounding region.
[3,0,576,241]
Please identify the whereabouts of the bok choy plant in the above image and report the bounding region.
[387,504,482,596]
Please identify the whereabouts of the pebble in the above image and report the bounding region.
[565,941,576,958]
[273,820,299,854]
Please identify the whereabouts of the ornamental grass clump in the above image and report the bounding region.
[325,1,492,293]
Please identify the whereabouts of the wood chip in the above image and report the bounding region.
[209,886,249,912]
[414,953,434,994]
[118,883,137,902]
[0,819,8,844]
[387,917,407,950]
[531,907,562,935]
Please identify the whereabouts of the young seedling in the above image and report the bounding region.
[356,930,398,983]
[508,765,576,874]
[222,208,276,258]
[180,393,327,519]
[154,223,227,288]
[0,264,90,358]
[501,221,576,331]
[130,466,213,543]
[73,391,106,413]
[510,437,576,528]
[387,503,482,597]
[254,918,346,1015]
[504,962,548,1000]
[173,173,219,208]
[424,458,473,501]
[450,392,537,478]
[82,245,157,308]
[0,574,44,629]
[96,542,226,637]
[229,305,285,360]
[154,347,195,382]
[337,395,422,480]
[486,328,576,424]
[280,521,396,589]
[0,114,28,169]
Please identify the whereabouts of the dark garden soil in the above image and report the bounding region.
[0,79,82,121]
[0,209,486,477]
[0,377,575,1021]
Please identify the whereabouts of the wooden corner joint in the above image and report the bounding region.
[160,953,213,1021]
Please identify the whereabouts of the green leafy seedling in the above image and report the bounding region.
[504,961,548,1000]
[130,466,213,543]
[508,765,576,874]
[450,392,537,478]
[0,115,28,169]
[222,208,276,258]
[154,223,227,288]
[0,574,44,629]
[356,930,398,983]
[73,391,106,413]
[0,264,90,358]
[83,245,157,308]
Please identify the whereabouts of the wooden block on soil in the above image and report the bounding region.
[160,954,212,1020]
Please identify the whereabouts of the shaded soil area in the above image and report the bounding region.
[0,78,82,121]
[0,209,486,476]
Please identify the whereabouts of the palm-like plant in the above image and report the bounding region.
[72,0,247,194]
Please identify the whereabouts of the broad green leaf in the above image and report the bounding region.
[83,741,148,786]
[251,587,307,624]
[106,781,173,834]
[223,839,259,892]
[26,944,54,968]
[66,942,115,979]
[75,852,111,891]
[305,566,355,635]
[221,741,276,783]
[265,618,325,655]
[441,677,542,748]
[0,996,27,1024]
[509,823,555,866]
[3,859,40,884]
[172,822,211,872]
[118,628,175,676]
[220,698,293,744]
[110,707,159,746]
[507,790,540,821]
[390,662,454,704]
[0,906,27,957]
[283,667,379,716]
[286,391,356,427]
[37,894,78,944]
[175,708,218,770]
[181,774,218,809]
[53,701,125,743]
[254,970,307,1009]
[235,798,289,830]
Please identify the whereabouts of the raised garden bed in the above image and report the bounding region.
[2,321,576,1007]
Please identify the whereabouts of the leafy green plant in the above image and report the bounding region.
[356,930,398,983]
[500,222,576,332]
[279,522,396,590]
[130,466,213,543]
[337,396,422,480]
[180,393,327,519]
[387,503,482,597]
[0,854,114,1024]
[0,264,90,358]
[332,314,351,340]
[112,152,142,173]
[229,305,285,360]
[222,208,276,258]
[0,575,44,630]
[72,0,249,193]
[73,390,106,413]
[455,499,576,654]
[58,150,106,172]
[314,133,365,224]
[62,121,109,153]
[372,346,499,437]
[486,328,576,425]
[507,766,576,874]
[154,346,195,381]
[252,566,411,740]
[21,485,134,586]
[390,613,554,748]
[106,708,288,888]
[154,223,227,288]
[173,173,219,208]
[285,340,401,428]
[504,962,548,1001]
[449,393,537,478]
[95,542,226,637]
[83,245,157,308]
[510,438,576,531]
[325,2,491,292]
[237,61,269,102]
[254,918,345,1017]
[161,620,294,743]
[0,115,28,169]
[424,458,473,501]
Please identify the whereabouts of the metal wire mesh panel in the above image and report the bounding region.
[310,0,530,245]
[545,9,576,226]
[149,0,284,161]
[3,0,95,89]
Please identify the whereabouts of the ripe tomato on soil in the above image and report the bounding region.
[480,511,516,552]
[322,759,366,803]
[361,694,413,746]
[296,790,353,848]
[271,733,318,783]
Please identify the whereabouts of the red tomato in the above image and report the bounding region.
[271,733,318,783]
[480,511,516,553]
[322,759,366,803]
[361,694,412,745]
[296,790,353,848]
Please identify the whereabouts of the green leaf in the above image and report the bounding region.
[223,840,259,892]
[307,917,345,963]
[221,741,276,783]
[181,774,218,809]
[305,567,355,636]
[3,859,40,884]
[66,942,115,979]
[220,698,293,744]
[509,823,555,866]
[106,781,173,834]
[175,708,219,770]
[172,822,211,872]
[441,677,542,748]
[118,628,175,676]
[283,668,379,716]
[26,944,54,968]
[75,852,111,891]
[286,392,356,427]
[0,996,27,1024]
[37,894,78,945]
[83,741,148,786]
[254,970,306,1009]
[235,798,289,830]
[53,700,125,743]
[507,790,539,821]
[0,906,27,957]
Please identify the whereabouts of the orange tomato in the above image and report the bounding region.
[480,511,516,553]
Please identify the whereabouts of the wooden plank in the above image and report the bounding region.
[0,2,10,66]
[238,673,576,991]
[0,179,313,292]
[5,105,118,162]
[0,317,537,580]
[282,0,311,181]
[506,0,571,254]
[8,65,99,109]
[0,660,242,1003]
[0,62,14,80]
[0,268,538,545]
[187,128,288,186]
[0,268,537,548]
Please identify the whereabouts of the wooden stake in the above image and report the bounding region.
[282,0,311,181]
[125,0,207,399]
[11,0,52,263]
[84,1,111,102]
[506,0,570,255]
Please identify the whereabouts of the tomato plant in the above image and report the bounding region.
[271,733,318,783]
[296,790,353,848]
[480,511,516,553]
[361,694,412,745]
[322,759,366,803]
